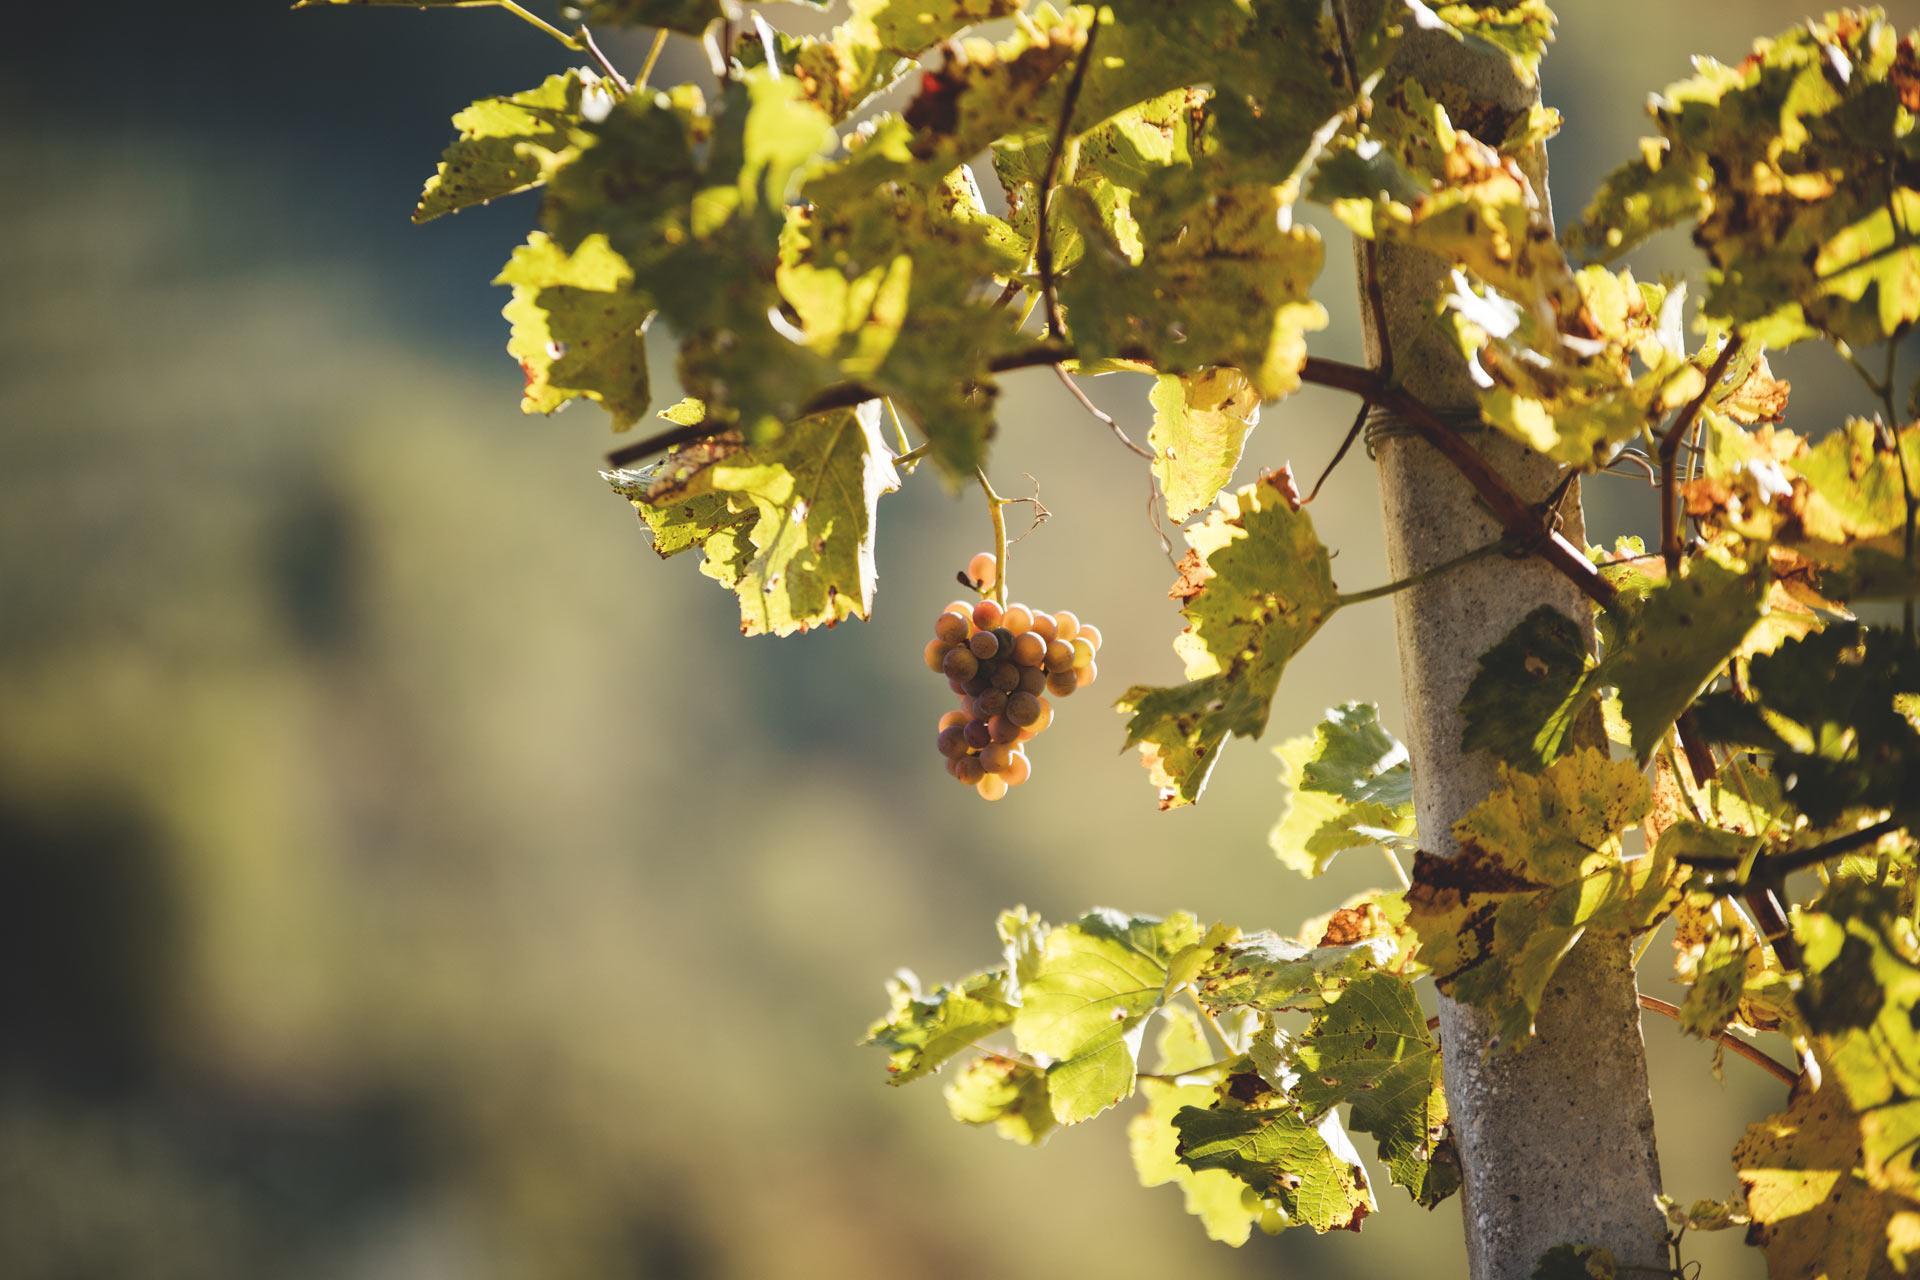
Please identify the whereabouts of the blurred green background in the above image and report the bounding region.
[1,2,1904,1276]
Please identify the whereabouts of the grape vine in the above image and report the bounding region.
[305,0,1920,1273]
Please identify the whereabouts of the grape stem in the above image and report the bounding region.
[976,468,1010,607]
[1034,10,1101,339]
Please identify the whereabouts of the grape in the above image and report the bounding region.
[989,714,1021,744]
[964,671,992,696]
[1047,670,1078,697]
[1044,639,1075,673]
[1006,692,1041,727]
[956,755,986,785]
[977,688,1009,717]
[968,630,1000,660]
[963,719,993,750]
[948,677,970,697]
[1004,751,1031,786]
[943,647,979,681]
[1076,661,1098,688]
[939,709,968,731]
[968,552,998,590]
[986,664,1017,693]
[1018,664,1048,696]
[972,598,1004,630]
[1077,623,1103,651]
[1010,633,1047,668]
[1053,610,1080,641]
[1030,613,1057,643]
[976,773,1009,801]
[980,742,1014,772]
[934,612,970,645]
[924,639,950,672]
[1032,698,1053,732]
[937,726,968,758]
[945,600,974,619]
[1071,637,1096,669]
[1003,604,1034,635]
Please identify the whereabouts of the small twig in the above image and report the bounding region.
[1677,815,1906,877]
[496,0,584,49]
[1053,366,1152,459]
[1335,537,1513,606]
[635,28,669,91]
[1636,995,1797,1087]
[893,442,931,467]
[1034,13,1101,339]
[1305,396,1373,504]
[1660,339,1742,577]
[1378,845,1412,890]
[575,24,632,94]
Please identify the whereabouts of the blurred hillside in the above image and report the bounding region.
[0,2,1903,1276]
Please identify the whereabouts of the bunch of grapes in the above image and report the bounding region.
[922,553,1104,802]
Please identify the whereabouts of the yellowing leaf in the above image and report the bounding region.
[1118,472,1340,808]
[497,232,652,429]
[1147,369,1261,523]
[606,402,899,636]
[416,71,596,223]
[1270,702,1416,877]
[1406,748,1667,1050]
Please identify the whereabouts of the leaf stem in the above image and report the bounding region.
[1377,844,1411,890]
[497,0,583,49]
[1053,366,1151,459]
[1635,994,1797,1087]
[575,24,632,94]
[1034,11,1101,339]
[635,28,670,90]
[1334,536,1512,607]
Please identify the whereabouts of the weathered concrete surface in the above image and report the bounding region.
[1350,4,1668,1275]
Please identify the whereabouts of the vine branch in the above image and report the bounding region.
[1034,13,1101,339]
[1676,815,1907,876]
[1635,994,1797,1087]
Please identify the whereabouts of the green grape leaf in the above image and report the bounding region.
[1565,137,1711,262]
[574,0,828,34]
[1575,11,1920,347]
[1607,556,1767,762]
[1270,702,1416,878]
[1119,471,1340,809]
[748,0,1024,122]
[545,75,841,440]
[1195,933,1395,1014]
[1147,369,1262,523]
[1293,971,1460,1208]
[1173,1105,1374,1233]
[1692,623,1920,827]
[1799,883,1920,1204]
[1736,1080,1919,1280]
[863,967,1015,1084]
[1406,748,1669,1050]
[415,70,596,223]
[1060,176,1327,400]
[943,1054,1057,1146]
[1131,1077,1266,1245]
[496,232,652,429]
[606,401,900,636]
[1459,605,1594,769]
[1013,909,1205,1124]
